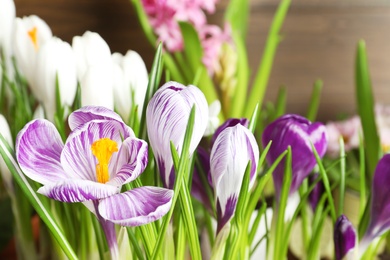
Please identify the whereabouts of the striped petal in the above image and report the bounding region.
[16,119,66,185]
[210,124,259,232]
[37,179,119,202]
[108,137,148,186]
[146,81,208,188]
[98,186,173,226]
[61,119,128,181]
[68,106,126,131]
[334,215,357,260]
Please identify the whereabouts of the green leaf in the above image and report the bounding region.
[225,0,250,40]
[229,31,249,117]
[273,86,287,121]
[139,43,163,140]
[306,79,323,121]
[355,40,381,179]
[179,22,203,73]
[245,0,291,118]
[0,134,78,260]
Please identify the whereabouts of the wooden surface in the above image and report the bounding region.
[13,0,390,121]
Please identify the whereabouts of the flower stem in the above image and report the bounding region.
[93,201,119,260]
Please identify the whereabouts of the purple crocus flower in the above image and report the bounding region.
[262,114,327,200]
[334,215,357,260]
[210,124,259,233]
[16,106,173,259]
[360,154,390,254]
[146,81,208,189]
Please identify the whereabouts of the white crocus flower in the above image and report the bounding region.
[0,114,13,194]
[81,64,114,110]
[72,31,112,81]
[13,15,52,84]
[32,37,77,121]
[112,50,148,121]
[0,0,16,78]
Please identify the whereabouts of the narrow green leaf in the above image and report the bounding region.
[235,161,252,224]
[306,79,323,121]
[139,43,163,140]
[248,103,259,133]
[179,22,203,73]
[245,0,291,118]
[130,0,158,46]
[225,0,250,39]
[0,134,78,260]
[338,137,346,216]
[229,31,249,117]
[273,86,287,120]
[355,40,381,178]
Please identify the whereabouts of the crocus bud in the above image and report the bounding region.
[146,81,208,188]
[32,37,77,120]
[211,117,249,146]
[210,124,259,232]
[112,50,148,121]
[81,64,114,110]
[72,31,112,81]
[204,100,221,137]
[13,15,52,84]
[262,114,327,200]
[360,154,390,253]
[334,215,357,260]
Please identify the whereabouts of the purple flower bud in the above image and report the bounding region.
[262,114,327,200]
[334,215,357,260]
[361,154,390,251]
[146,81,209,188]
[211,118,249,146]
[210,124,259,233]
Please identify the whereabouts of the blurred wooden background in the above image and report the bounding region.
[13,0,390,121]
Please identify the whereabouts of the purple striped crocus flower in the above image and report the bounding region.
[16,106,173,259]
[360,154,390,255]
[210,124,259,233]
[146,81,209,189]
[262,114,327,200]
[334,215,357,260]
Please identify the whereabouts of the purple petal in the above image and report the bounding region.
[68,106,132,135]
[334,215,357,260]
[210,124,259,231]
[262,114,328,199]
[16,119,67,185]
[61,119,130,182]
[216,196,237,233]
[362,154,390,243]
[108,137,148,186]
[37,179,120,202]
[98,186,173,226]
[211,118,249,146]
[146,81,209,188]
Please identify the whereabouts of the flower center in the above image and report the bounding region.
[91,138,118,184]
[27,27,38,51]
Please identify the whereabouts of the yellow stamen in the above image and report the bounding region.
[27,27,38,51]
[91,138,118,183]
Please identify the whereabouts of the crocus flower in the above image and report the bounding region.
[112,50,148,121]
[32,37,77,120]
[13,15,52,85]
[72,31,112,81]
[360,154,390,254]
[210,124,259,232]
[334,215,357,260]
[16,106,173,259]
[203,100,221,137]
[262,114,327,200]
[147,81,208,188]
